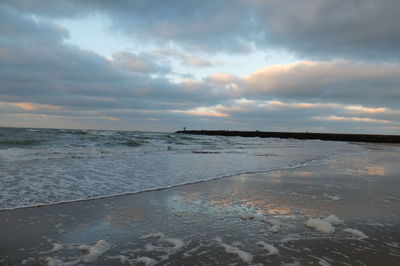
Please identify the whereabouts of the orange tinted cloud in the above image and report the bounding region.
[173,105,229,117]
[344,105,387,113]
[11,102,62,111]
[315,115,390,123]
[207,73,236,84]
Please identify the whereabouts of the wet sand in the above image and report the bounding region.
[1,143,400,265]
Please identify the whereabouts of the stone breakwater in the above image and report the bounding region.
[176,130,400,143]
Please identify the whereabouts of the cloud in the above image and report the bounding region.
[252,0,400,61]
[0,2,399,133]
[173,99,400,133]
[2,0,254,53]
[241,60,400,109]
[172,105,229,118]
[0,3,239,130]
[3,0,400,60]
[110,51,170,73]
[154,47,214,67]
[315,116,391,124]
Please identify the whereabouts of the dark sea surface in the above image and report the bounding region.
[0,127,366,210]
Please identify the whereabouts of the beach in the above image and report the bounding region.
[1,142,399,265]
[2,1,400,265]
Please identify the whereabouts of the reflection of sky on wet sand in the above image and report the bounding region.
[2,145,399,266]
[331,156,387,177]
[161,146,400,224]
[91,146,400,246]
[104,205,145,230]
[59,144,399,244]
[269,170,316,179]
[366,165,386,176]
[169,174,300,218]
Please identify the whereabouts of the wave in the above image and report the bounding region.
[123,140,144,147]
[0,157,330,212]
[61,130,89,135]
[192,151,221,154]
[0,139,43,147]
[0,147,134,161]
[0,129,369,211]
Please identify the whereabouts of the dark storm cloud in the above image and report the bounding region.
[252,0,400,61]
[4,0,400,60]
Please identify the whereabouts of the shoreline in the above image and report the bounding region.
[0,159,320,213]
[1,144,399,265]
[176,130,400,143]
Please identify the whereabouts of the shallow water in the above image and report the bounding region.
[0,144,399,266]
[0,127,366,210]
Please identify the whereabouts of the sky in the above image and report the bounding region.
[0,0,399,134]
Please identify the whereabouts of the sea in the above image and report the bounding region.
[0,127,367,211]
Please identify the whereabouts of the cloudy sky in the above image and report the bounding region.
[1,0,399,133]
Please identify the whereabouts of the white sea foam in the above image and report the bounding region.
[306,215,342,233]
[343,228,368,239]
[140,232,165,239]
[163,238,185,250]
[269,224,281,232]
[261,218,283,232]
[264,218,283,226]
[325,194,341,200]
[322,215,343,226]
[319,259,331,266]
[256,241,279,255]
[46,256,79,266]
[136,256,158,266]
[215,238,253,263]
[78,240,112,262]
[306,219,335,233]
[45,239,111,266]
[282,262,301,266]
[107,255,129,264]
[51,243,63,252]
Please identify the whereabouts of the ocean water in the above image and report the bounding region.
[0,127,366,210]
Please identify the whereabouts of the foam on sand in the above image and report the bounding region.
[45,239,111,266]
[140,232,165,239]
[305,214,343,233]
[318,258,331,266]
[322,214,343,225]
[343,228,368,239]
[107,255,129,264]
[51,243,63,252]
[327,195,341,200]
[134,232,185,263]
[105,233,184,265]
[163,238,185,250]
[306,219,335,233]
[136,256,158,266]
[145,243,155,252]
[256,241,279,255]
[282,261,301,266]
[46,257,78,266]
[78,240,112,262]
[215,237,253,263]
[262,218,283,232]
